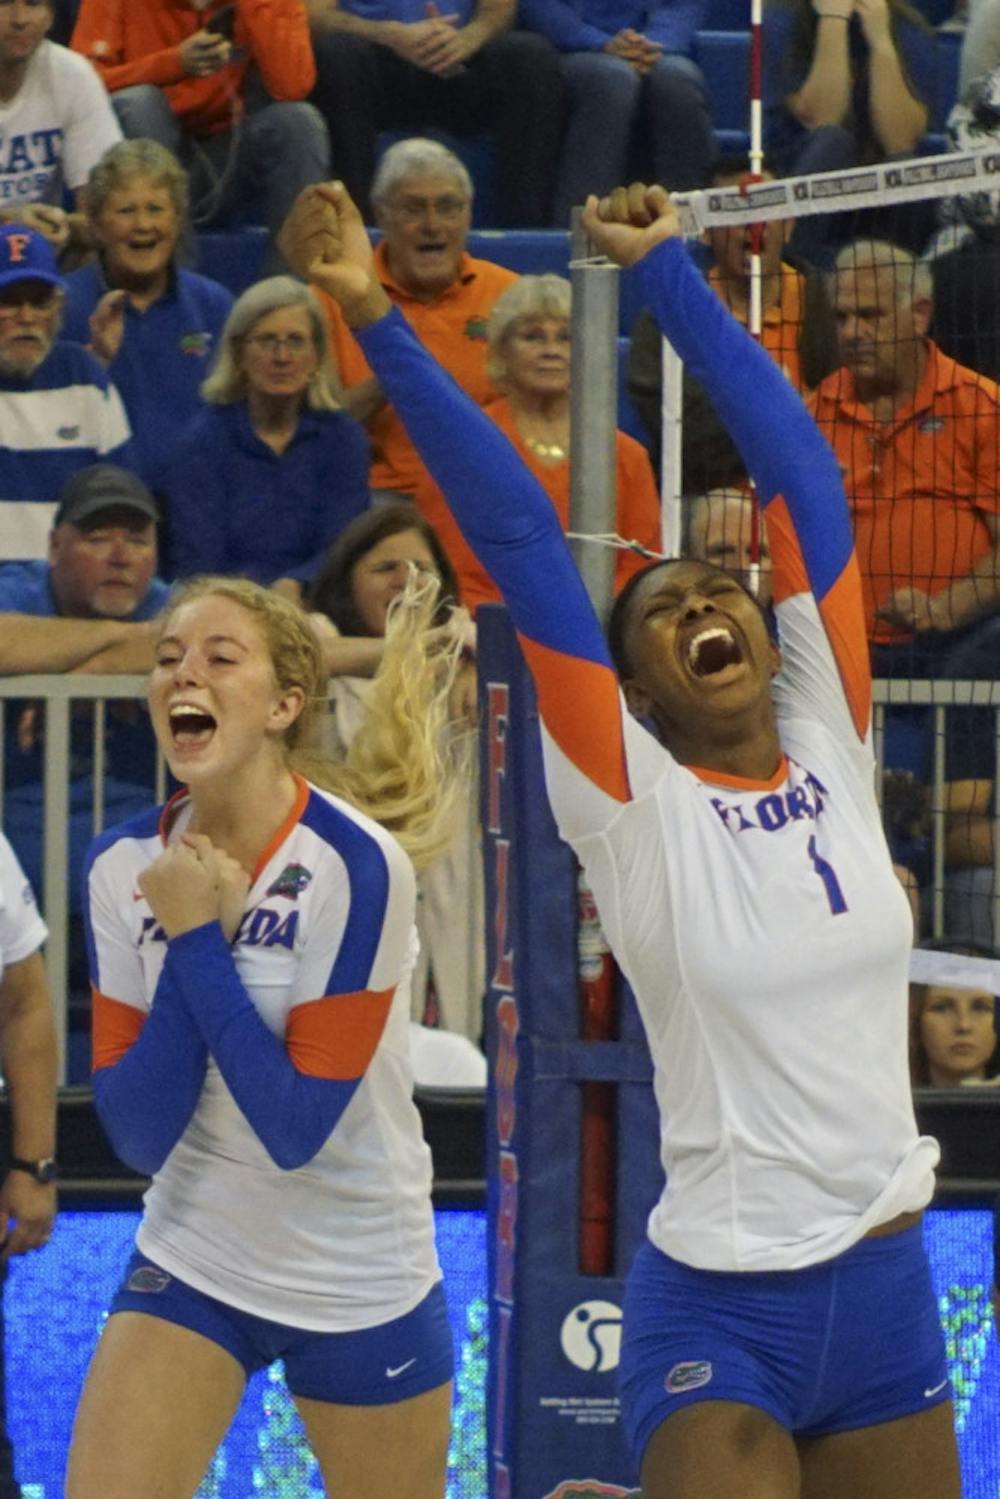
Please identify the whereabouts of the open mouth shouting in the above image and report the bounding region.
[684,623,746,683]
[168,701,218,752]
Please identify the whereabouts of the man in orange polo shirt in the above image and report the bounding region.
[280,137,517,497]
[812,238,1000,676]
[71,0,328,271]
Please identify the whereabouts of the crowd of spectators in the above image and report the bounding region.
[0,2,999,1489]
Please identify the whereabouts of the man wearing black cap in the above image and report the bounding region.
[0,223,132,567]
[0,466,167,1078]
[0,463,165,671]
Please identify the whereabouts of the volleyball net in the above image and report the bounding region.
[481,148,1000,1498]
[600,146,1000,988]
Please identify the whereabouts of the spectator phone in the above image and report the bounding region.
[206,4,236,36]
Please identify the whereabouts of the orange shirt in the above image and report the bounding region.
[317,243,517,494]
[413,396,662,612]
[709,264,809,392]
[810,341,1000,643]
[72,0,316,136]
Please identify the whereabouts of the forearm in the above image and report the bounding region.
[867,40,927,153]
[342,375,386,424]
[944,813,993,867]
[164,923,369,1170]
[636,240,851,572]
[306,0,409,45]
[2,1006,56,1161]
[70,629,158,675]
[355,307,609,661]
[930,545,1000,632]
[787,20,852,127]
[0,615,136,674]
[92,980,209,1177]
[460,0,515,51]
[517,0,609,49]
[324,635,385,675]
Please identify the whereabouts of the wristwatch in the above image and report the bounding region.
[7,1157,58,1184]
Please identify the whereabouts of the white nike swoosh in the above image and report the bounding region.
[386,1358,417,1379]
[924,1379,949,1399]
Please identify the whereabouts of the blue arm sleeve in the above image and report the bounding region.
[162,922,363,1171]
[636,237,853,600]
[644,0,705,54]
[355,309,613,670]
[92,976,208,1177]
[518,0,611,51]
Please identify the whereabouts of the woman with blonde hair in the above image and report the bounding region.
[63,137,233,491]
[164,276,370,596]
[67,570,465,1498]
[309,505,484,1045]
[414,272,661,612]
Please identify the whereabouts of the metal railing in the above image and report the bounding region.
[1,673,998,1080]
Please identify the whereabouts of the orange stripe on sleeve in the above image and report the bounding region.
[286,987,395,1080]
[763,496,810,606]
[818,558,872,741]
[92,988,146,1072]
[519,636,632,803]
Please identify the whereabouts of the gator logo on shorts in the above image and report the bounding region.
[542,1483,642,1499]
[127,1265,172,1294]
[266,862,313,900]
[464,316,489,340]
[665,1360,713,1394]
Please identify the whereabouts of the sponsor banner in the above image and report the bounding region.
[571,146,1000,246]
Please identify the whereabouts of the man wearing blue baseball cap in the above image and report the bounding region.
[0,223,133,568]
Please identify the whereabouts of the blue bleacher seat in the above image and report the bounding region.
[466,229,570,276]
[194,225,269,296]
[696,29,751,152]
[616,335,647,443]
[703,0,753,30]
[933,32,962,133]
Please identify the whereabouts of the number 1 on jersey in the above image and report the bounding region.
[807,835,848,915]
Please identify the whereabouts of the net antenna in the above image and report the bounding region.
[745,0,765,597]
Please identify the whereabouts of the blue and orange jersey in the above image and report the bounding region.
[355,235,937,1274]
[84,777,439,1330]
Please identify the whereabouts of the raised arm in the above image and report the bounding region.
[302,183,637,812]
[585,185,869,736]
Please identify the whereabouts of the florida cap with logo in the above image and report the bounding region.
[0,223,66,292]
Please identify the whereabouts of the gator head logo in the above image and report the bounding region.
[542,1483,642,1498]
[665,1359,713,1394]
[464,315,489,340]
[266,862,313,900]
[179,331,213,357]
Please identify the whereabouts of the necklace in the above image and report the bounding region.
[523,434,568,461]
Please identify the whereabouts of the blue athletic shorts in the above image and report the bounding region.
[108,1249,454,1405]
[619,1223,950,1470]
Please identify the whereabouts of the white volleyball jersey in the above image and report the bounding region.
[350,238,939,1276]
[0,831,46,976]
[538,587,938,1273]
[86,778,440,1330]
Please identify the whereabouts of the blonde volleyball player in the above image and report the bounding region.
[298,179,962,1499]
[66,577,462,1499]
